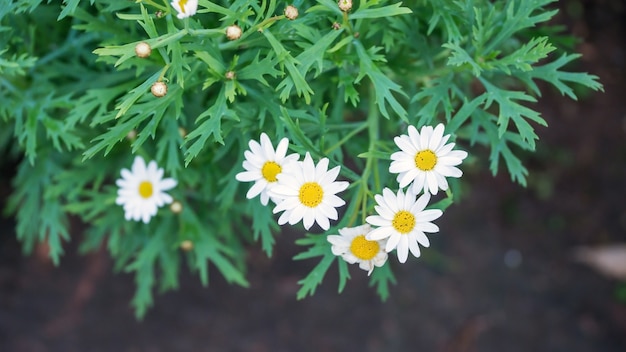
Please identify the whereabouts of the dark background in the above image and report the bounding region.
[1,1,625,351]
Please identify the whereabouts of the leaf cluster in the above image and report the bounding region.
[0,0,602,317]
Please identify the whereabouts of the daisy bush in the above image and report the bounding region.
[0,0,602,317]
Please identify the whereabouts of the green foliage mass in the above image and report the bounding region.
[0,0,602,318]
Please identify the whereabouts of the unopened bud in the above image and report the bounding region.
[151,81,167,97]
[178,127,187,138]
[170,201,183,214]
[135,42,152,58]
[332,22,341,30]
[338,0,352,12]
[126,129,137,140]
[284,5,299,20]
[180,240,193,251]
[226,25,242,40]
[225,71,236,80]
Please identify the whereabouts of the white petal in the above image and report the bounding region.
[396,236,409,263]
[428,123,445,150]
[394,135,417,154]
[236,171,260,182]
[426,172,439,195]
[415,209,443,222]
[412,193,431,213]
[415,231,431,247]
[324,194,346,208]
[246,180,266,199]
[302,210,315,229]
[275,137,289,160]
[159,178,177,190]
[366,227,391,241]
[415,222,439,234]
[408,233,422,258]
[315,158,330,180]
[315,211,331,230]
[366,215,389,227]
[385,233,401,252]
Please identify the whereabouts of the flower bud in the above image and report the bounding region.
[126,129,137,140]
[135,42,152,58]
[151,81,167,97]
[284,5,299,20]
[226,25,242,40]
[178,127,187,138]
[170,201,183,214]
[180,240,193,251]
[225,71,236,80]
[338,0,352,12]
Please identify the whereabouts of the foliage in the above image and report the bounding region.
[0,0,602,318]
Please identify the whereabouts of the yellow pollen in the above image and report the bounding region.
[298,182,324,208]
[138,181,153,199]
[261,161,281,182]
[415,149,437,171]
[178,0,188,12]
[350,235,380,260]
[392,210,416,234]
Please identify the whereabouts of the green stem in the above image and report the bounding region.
[141,0,168,12]
[324,122,367,155]
[358,85,381,223]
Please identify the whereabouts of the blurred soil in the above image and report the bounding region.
[1,1,625,351]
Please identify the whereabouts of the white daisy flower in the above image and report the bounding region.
[366,188,442,263]
[327,224,388,276]
[270,152,349,231]
[115,156,178,224]
[235,133,299,206]
[389,123,468,195]
[171,0,198,19]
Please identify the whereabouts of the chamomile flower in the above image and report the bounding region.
[171,0,198,19]
[235,133,299,206]
[327,224,388,275]
[270,152,349,231]
[366,188,442,263]
[389,123,468,195]
[115,156,177,224]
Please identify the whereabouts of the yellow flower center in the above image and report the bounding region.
[261,161,281,182]
[350,235,380,260]
[138,181,153,199]
[392,210,416,234]
[298,182,324,208]
[178,0,188,12]
[414,149,437,171]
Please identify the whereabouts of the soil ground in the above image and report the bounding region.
[1,1,625,351]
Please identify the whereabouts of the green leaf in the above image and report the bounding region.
[354,42,407,120]
[250,200,278,257]
[518,53,604,100]
[184,87,235,165]
[296,252,334,299]
[412,73,458,125]
[262,29,314,103]
[349,2,412,20]
[480,78,545,150]
[443,42,482,76]
[487,36,555,74]
[369,262,396,301]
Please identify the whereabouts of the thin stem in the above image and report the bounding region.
[141,0,169,12]
[358,85,380,223]
[324,122,368,155]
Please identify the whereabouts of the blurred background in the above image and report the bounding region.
[1,0,625,351]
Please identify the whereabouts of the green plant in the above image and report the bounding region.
[0,0,602,318]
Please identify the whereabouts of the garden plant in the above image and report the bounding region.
[0,0,602,318]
